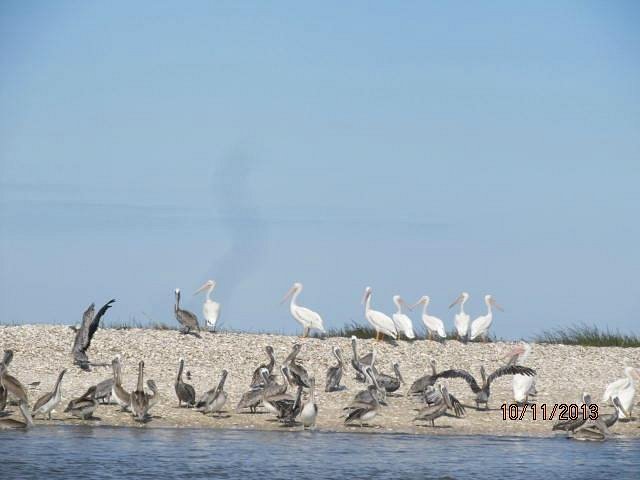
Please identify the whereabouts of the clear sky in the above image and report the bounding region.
[1,1,639,339]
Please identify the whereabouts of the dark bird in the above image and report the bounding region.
[64,386,98,419]
[175,358,196,407]
[374,363,404,393]
[250,346,276,388]
[325,347,346,392]
[600,397,628,428]
[236,367,288,413]
[94,377,114,404]
[407,358,438,396]
[350,336,376,382]
[130,361,156,421]
[344,385,381,427]
[414,383,465,427]
[71,299,115,371]
[553,393,592,433]
[283,344,311,388]
[431,364,536,410]
[174,289,200,336]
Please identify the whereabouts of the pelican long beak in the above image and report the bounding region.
[361,289,370,305]
[448,294,463,309]
[491,298,504,311]
[194,281,214,295]
[409,299,422,310]
[280,286,296,305]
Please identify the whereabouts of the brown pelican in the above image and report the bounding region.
[374,363,404,393]
[552,393,592,433]
[94,377,114,404]
[174,289,200,336]
[71,299,116,370]
[268,385,303,425]
[175,358,196,407]
[0,402,34,429]
[32,368,67,419]
[430,364,535,410]
[283,344,311,388]
[0,350,13,411]
[130,361,153,421]
[350,336,376,382]
[572,414,611,442]
[414,383,465,427]
[325,347,346,392]
[300,377,318,429]
[600,397,628,428]
[236,367,288,413]
[64,386,98,419]
[347,367,387,407]
[407,358,438,396]
[345,385,381,427]
[196,369,229,416]
[0,362,32,424]
[250,346,276,388]
[111,357,130,411]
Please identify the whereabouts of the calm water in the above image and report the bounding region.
[1,427,639,479]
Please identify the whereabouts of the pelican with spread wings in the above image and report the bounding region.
[71,299,115,371]
[430,364,535,410]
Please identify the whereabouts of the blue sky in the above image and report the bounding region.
[1,1,639,338]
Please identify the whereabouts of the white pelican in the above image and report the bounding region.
[281,282,325,337]
[504,342,537,404]
[603,367,639,420]
[469,294,502,342]
[194,280,220,332]
[449,292,470,342]
[362,287,397,341]
[391,295,415,340]
[411,296,446,341]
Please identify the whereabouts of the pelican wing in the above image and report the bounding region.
[367,310,397,338]
[325,365,342,392]
[409,375,436,395]
[448,393,466,417]
[423,315,446,337]
[603,377,628,402]
[392,313,415,339]
[432,369,481,393]
[486,365,535,387]
[294,306,325,331]
[203,302,220,327]
[470,315,491,339]
[32,391,54,413]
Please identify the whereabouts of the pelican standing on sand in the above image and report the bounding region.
[325,347,346,392]
[111,357,130,411]
[411,296,446,341]
[391,295,415,340]
[194,280,220,332]
[414,383,465,427]
[362,287,397,341]
[281,282,326,337]
[469,295,502,342]
[130,360,152,422]
[174,288,200,335]
[32,369,67,420]
[449,292,470,342]
[71,299,115,370]
[300,377,318,429]
[197,370,229,416]
[64,386,98,419]
[504,343,537,405]
[0,361,32,425]
[350,336,376,382]
[603,367,639,420]
[175,358,196,407]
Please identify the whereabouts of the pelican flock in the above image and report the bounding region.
[0,282,635,445]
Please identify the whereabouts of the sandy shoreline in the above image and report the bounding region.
[1,325,639,438]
